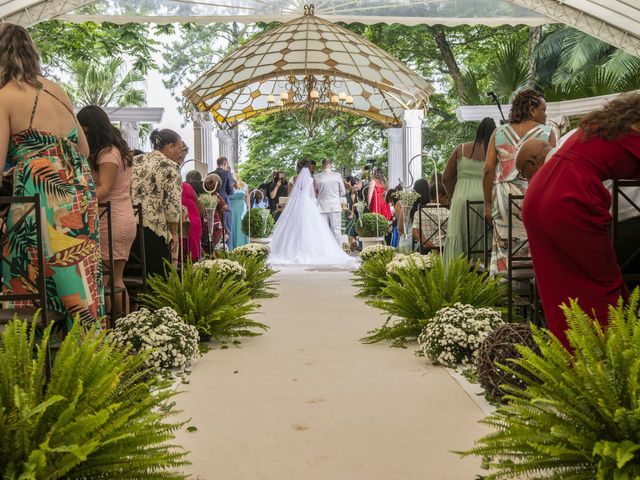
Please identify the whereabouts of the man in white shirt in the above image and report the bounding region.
[315,158,345,246]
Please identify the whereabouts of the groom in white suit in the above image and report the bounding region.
[315,158,345,246]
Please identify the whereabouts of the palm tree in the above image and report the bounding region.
[64,57,146,107]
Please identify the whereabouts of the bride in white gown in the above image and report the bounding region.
[269,166,357,268]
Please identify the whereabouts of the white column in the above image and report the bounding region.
[387,128,404,188]
[193,113,215,172]
[403,109,424,186]
[120,121,140,150]
[217,127,239,170]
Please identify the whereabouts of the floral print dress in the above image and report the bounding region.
[3,86,104,329]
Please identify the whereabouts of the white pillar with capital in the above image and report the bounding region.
[387,128,404,188]
[193,112,215,172]
[217,127,239,171]
[403,109,424,186]
[120,121,140,150]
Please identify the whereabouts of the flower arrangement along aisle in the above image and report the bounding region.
[111,307,200,372]
[363,255,504,346]
[140,260,267,341]
[0,319,188,479]
[217,243,278,299]
[352,245,395,298]
[417,303,504,367]
[461,290,640,479]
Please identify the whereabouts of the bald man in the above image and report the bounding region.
[515,137,556,181]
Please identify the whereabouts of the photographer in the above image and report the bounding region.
[266,171,289,214]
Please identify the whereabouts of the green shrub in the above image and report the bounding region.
[0,318,187,479]
[139,261,267,340]
[355,213,389,237]
[461,289,640,479]
[363,255,505,345]
[352,250,395,298]
[225,250,278,299]
[241,208,275,238]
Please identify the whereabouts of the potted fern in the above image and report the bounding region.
[356,213,389,248]
[462,290,640,479]
[241,208,275,244]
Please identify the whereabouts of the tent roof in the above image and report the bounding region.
[1,0,638,56]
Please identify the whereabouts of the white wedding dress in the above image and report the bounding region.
[269,167,357,268]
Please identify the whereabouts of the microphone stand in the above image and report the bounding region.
[487,91,506,124]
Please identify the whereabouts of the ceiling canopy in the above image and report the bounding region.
[1,0,638,57]
[183,8,435,129]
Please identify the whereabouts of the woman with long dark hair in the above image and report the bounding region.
[0,23,103,329]
[442,117,496,266]
[523,93,640,349]
[77,105,136,314]
[483,89,556,274]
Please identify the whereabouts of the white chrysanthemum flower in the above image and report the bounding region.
[193,258,247,279]
[417,303,504,367]
[360,244,395,262]
[111,307,200,372]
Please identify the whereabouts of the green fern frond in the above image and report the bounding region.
[461,288,640,479]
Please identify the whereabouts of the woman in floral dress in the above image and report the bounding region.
[0,24,103,329]
[483,89,556,274]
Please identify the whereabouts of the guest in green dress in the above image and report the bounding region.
[442,118,496,268]
[230,173,249,249]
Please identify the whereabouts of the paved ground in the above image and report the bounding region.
[174,271,488,479]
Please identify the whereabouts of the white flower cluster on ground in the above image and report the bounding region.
[386,252,435,275]
[193,258,246,279]
[234,243,270,260]
[417,303,504,367]
[359,244,395,262]
[111,307,200,372]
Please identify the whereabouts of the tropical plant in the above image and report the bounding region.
[355,213,390,238]
[352,247,395,298]
[417,303,504,366]
[241,208,275,238]
[363,255,505,345]
[0,318,188,478]
[111,307,200,372]
[222,245,278,299]
[64,57,146,108]
[139,261,267,340]
[462,289,640,479]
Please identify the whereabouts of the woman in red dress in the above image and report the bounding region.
[522,93,640,349]
[368,168,392,221]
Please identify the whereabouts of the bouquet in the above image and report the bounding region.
[360,244,395,262]
[111,307,200,372]
[386,252,435,275]
[193,258,246,280]
[354,201,366,225]
[397,189,420,208]
[233,243,270,261]
[199,194,219,210]
[417,303,504,366]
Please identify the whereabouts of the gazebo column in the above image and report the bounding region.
[387,128,404,188]
[120,121,140,150]
[217,127,239,170]
[403,109,424,186]
[193,113,215,172]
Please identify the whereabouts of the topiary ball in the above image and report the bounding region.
[241,208,275,238]
[475,322,539,402]
[355,212,390,237]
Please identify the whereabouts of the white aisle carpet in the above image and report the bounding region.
[174,271,488,479]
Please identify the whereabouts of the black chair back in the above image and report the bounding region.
[611,180,640,286]
[465,200,491,267]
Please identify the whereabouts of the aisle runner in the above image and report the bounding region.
[174,271,488,480]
